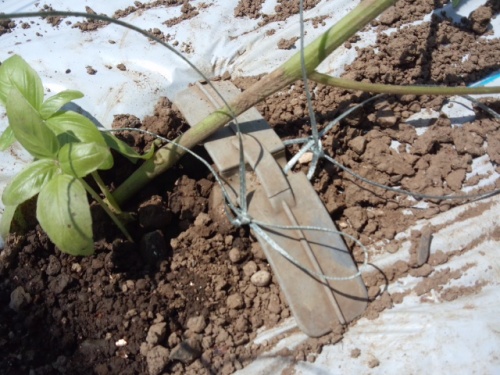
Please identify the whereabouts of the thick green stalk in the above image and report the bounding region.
[112,0,397,204]
[310,72,500,95]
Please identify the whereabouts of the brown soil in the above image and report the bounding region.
[163,2,199,27]
[113,0,187,20]
[0,17,16,36]
[40,5,65,27]
[277,37,299,50]
[71,7,110,32]
[234,0,322,24]
[1,0,500,374]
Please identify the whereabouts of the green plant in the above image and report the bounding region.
[0,55,152,255]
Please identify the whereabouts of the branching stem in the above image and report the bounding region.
[79,178,133,242]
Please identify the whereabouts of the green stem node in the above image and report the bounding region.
[80,178,133,242]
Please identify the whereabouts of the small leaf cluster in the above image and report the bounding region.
[0,55,147,255]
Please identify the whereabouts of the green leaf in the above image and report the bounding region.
[58,142,113,177]
[6,88,59,159]
[0,55,44,110]
[39,90,84,120]
[46,111,107,146]
[452,0,461,8]
[142,143,156,159]
[0,204,17,238]
[0,126,15,150]
[101,131,153,161]
[2,159,59,206]
[37,174,94,256]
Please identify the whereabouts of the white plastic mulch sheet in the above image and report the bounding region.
[0,1,499,373]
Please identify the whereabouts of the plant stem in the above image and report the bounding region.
[91,171,123,213]
[309,72,500,95]
[112,0,398,205]
[79,178,133,242]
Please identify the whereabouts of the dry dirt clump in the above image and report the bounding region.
[374,0,446,29]
[146,27,176,45]
[72,6,110,32]
[71,1,201,31]
[234,0,327,26]
[113,0,186,19]
[39,5,65,27]
[234,0,266,19]
[0,17,16,36]
[112,97,189,152]
[467,5,493,35]
[164,2,199,27]
[277,36,299,50]
[235,0,322,24]
[258,0,321,25]
[347,18,500,87]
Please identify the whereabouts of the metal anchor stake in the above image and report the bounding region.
[174,81,368,337]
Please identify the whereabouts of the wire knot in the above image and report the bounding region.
[232,210,252,227]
